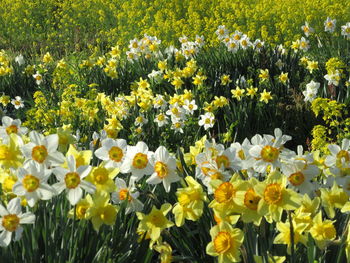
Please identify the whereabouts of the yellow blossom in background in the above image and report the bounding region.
[278,72,288,84]
[136,203,174,244]
[307,60,319,73]
[220,74,232,86]
[42,52,53,63]
[0,95,10,106]
[231,86,245,101]
[246,86,258,98]
[258,69,269,82]
[259,89,273,104]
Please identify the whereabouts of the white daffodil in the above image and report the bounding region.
[94,138,127,168]
[11,96,24,109]
[248,129,291,173]
[301,22,314,37]
[14,54,25,66]
[325,139,350,177]
[341,22,350,39]
[89,130,107,151]
[52,155,95,205]
[282,160,319,195]
[324,17,336,33]
[215,146,242,171]
[154,113,169,127]
[32,72,43,85]
[0,116,28,142]
[215,25,229,40]
[166,103,186,120]
[183,99,198,115]
[198,112,215,130]
[170,119,185,134]
[120,141,154,181]
[0,198,35,247]
[111,178,143,214]
[12,162,55,207]
[21,131,65,167]
[146,146,180,192]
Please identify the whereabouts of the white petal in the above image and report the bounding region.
[249,145,263,158]
[146,173,162,185]
[14,226,23,241]
[2,116,13,127]
[0,205,8,216]
[136,141,148,153]
[52,182,66,194]
[47,152,65,166]
[342,139,350,150]
[19,212,35,224]
[37,185,55,200]
[80,180,96,194]
[29,131,43,145]
[7,198,21,215]
[94,148,109,161]
[68,187,83,205]
[114,178,127,189]
[163,178,171,193]
[0,231,12,247]
[46,134,59,153]
[120,159,132,174]
[77,165,92,179]
[21,143,35,159]
[12,183,26,196]
[53,167,69,181]
[328,144,340,156]
[155,146,169,162]
[67,155,76,172]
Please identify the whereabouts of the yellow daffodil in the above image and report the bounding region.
[136,203,174,244]
[206,221,244,263]
[255,171,301,222]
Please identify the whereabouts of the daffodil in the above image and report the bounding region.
[94,138,127,168]
[86,191,119,231]
[136,203,174,244]
[259,89,273,104]
[120,141,154,181]
[274,220,308,254]
[12,162,55,207]
[0,134,24,169]
[206,221,244,263]
[0,116,28,143]
[21,131,64,167]
[235,178,263,225]
[309,212,336,249]
[146,146,180,193]
[111,178,143,214]
[52,155,95,205]
[255,171,301,222]
[319,182,348,219]
[0,197,35,247]
[65,144,92,168]
[68,195,92,220]
[172,176,207,227]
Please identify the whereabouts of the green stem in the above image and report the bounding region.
[289,211,295,263]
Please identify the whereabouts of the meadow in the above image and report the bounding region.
[0,1,350,262]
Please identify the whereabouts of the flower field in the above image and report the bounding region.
[1,1,350,263]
